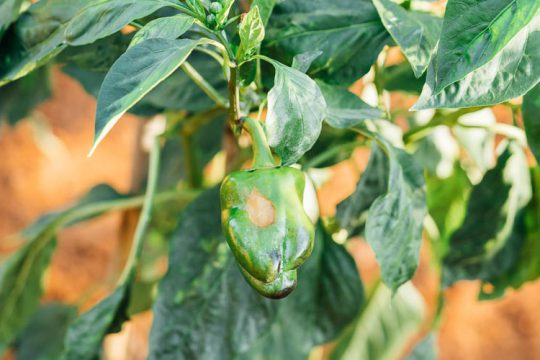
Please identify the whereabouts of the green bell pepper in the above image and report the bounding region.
[220,118,315,298]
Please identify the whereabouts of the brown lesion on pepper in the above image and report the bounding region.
[246,189,275,227]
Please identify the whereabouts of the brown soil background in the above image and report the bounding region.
[1,69,540,360]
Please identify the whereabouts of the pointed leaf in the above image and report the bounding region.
[433,0,540,93]
[264,58,326,164]
[65,0,176,46]
[413,16,540,110]
[523,83,540,162]
[251,0,276,26]
[373,0,441,77]
[238,6,265,62]
[129,14,194,48]
[91,38,199,155]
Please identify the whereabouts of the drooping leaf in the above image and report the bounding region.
[91,38,199,155]
[264,0,391,85]
[412,16,540,110]
[330,283,425,360]
[373,0,441,77]
[129,14,194,48]
[360,127,427,291]
[14,303,77,360]
[523,83,540,162]
[64,0,177,46]
[336,144,389,237]
[317,80,383,128]
[0,0,89,85]
[148,188,275,360]
[263,58,327,165]
[239,225,364,360]
[0,66,52,125]
[291,50,323,73]
[405,333,438,360]
[62,283,131,360]
[0,0,23,37]
[478,166,540,300]
[0,184,125,350]
[250,0,276,26]
[237,5,265,62]
[432,0,540,93]
[443,142,532,291]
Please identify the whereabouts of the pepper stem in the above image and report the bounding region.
[243,117,278,168]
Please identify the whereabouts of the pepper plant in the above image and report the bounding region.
[0,0,539,359]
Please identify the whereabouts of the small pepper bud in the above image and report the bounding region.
[206,13,216,26]
[209,1,223,14]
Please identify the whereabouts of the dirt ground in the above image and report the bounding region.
[1,70,540,360]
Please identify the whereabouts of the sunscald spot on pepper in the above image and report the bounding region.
[246,189,275,227]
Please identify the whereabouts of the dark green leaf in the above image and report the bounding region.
[0,66,52,125]
[523,83,540,162]
[251,0,276,26]
[361,127,427,291]
[406,333,437,360]
[413,16,540,110]
[263,58,326,164]
[14,303,77,360]
[0,0,23,37]
[317,80,383,128]
[336,144,389,237]
[148,188,275,360]
[373,0,441,77]
[384,62,426,95]
[0,0,89,85]
[238,5,265,62]
[443,142,532,289]
[330,283,425,360]
[478,166,540,300]
[433,0,540,93]
[64,0,176,46]
[91,38,199,155]
[62,283,131,360]
[240,225,364,360]
[264,0,390,85]
[129,14,194,48]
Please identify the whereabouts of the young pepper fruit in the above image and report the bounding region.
[220,118,315,299]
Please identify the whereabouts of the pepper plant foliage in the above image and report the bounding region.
[0,0,539,358]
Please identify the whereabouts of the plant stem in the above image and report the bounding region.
[118,137,161,285]
[181,130,203,188]
[228,65,241,131]
[181,62,228,108]
[243,117,277,168]
[302,140,366,169]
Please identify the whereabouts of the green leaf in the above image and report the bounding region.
[215,0,235,26]
[384,62,426,95]
[129,14,194,48]
[317,80,383,128]
[0,0,23,37]
[523,83,540,162]
[64,0,177,46]
[336,144,389,237]
[0,184,125,350]
[14,303,77,360]
[148,188,275,360]
[443,142,533,290]
[91,38,199,155]
[62,283,131,360]
[0,237,57,351]
[0,0,89,85]
[373,0,441,77]
[264,0,391,85]
[330,283,425,360]
[291,50,323,73]
[263,58,327,165]
[238,6,265,62]
[361,127,427,291]
[240,225,364,360]
[406,333,438,360]
[251,0,276,26]
[478,166,540,300]
[412,16,540,110]
[0,66,52,125]
[433,0,540,93]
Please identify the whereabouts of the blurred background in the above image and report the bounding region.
[1,60,540,359]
